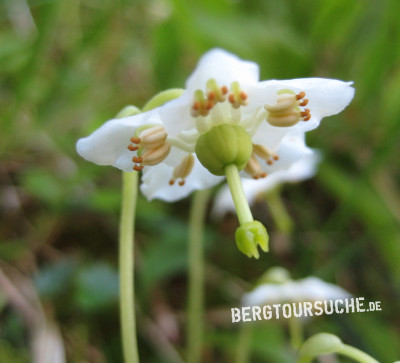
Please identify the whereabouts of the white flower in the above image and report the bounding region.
[212,132,320,218]
[77,49,354,203]
[242,276,351,307]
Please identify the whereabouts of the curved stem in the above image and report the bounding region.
[187,189,211,363]
[119,171,140,363]
[338,344,380,363]
[224,164,253,225]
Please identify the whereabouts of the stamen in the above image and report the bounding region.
[130,137,141,144]
[127,144,139,151]
[132,156,143,163]
[140,125,168,147]
[228,81,249,109]
[207,91,215,101]
[169,154,195,187]
[265,90,312,127]
[244,154,267,179]
[141,142,171,166]
[253,144,279,165]
[127,125,171,171]
[299,98,309,106]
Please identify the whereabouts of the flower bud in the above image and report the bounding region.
[195,124,252,176]
[235,221,269,259]
[298,333,343,363]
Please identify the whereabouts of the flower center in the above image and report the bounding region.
[190,79,248,134]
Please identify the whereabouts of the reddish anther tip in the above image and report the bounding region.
[253,175,259,180]
[221,86,228,95]
[267,159,273,165]
[300,98,309,106]
[206,100,214,110]
[192,101,200,111]
[178,180,185,186]
[169,179,175,185]
[301,109,311,117]
[239,91,248,100]
[133,165,144,171]
[130,137,141,144]
[132,156,143,163]
[303,114,311,121]
[260,172,267,178]
[207,91,215,101]
[127,144,139,151]
[273,155,279,161]
[228,94,235,103]
[296,91,306,100]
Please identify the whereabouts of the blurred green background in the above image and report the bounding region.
[1,0,400,362]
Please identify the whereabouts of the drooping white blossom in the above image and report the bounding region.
[77,49,354,203]
[243,275,351,307]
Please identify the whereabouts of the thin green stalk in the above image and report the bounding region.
[119,171,140,363]
[187,189,211,363]
[288,317,303,350]
[224,164,253,225]
[264,188,294,234]
[235,323,253,363]
[338,345,380,363]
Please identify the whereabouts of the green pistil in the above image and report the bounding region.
[224,164,269,258]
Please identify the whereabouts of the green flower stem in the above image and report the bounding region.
[119,171,140,363]
[224,164,253,225]
[264,188,294,234]
[289,316,303,350]
[187,189,212,363]
[338,345,380,363]
[235,323,253,363]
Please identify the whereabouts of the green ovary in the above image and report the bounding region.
[195,124,252,176]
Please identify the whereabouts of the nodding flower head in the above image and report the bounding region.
[76,48,354,257]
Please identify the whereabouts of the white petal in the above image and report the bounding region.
[250,119,290,151]
[140,153,224,202]
[157,92,196,140]
[212,146,320,218]
[242,277,350,307]
[296,277,351,301]
[76,111,160,172]
[255,78,354,132]
[185,48,260,92]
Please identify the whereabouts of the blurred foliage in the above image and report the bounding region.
[1,0,400,362]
